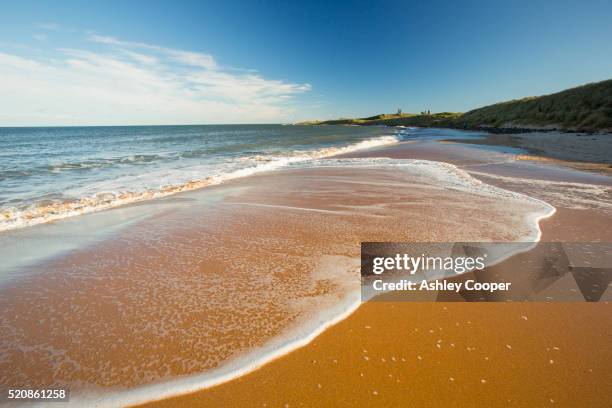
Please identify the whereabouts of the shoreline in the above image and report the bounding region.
[1,134,563,408]
[66,293,364,408]
[0,132,400,233]
[137,134,611,408]
[2,128,610,408]
[54,157,555,408]
[2,127,609,235]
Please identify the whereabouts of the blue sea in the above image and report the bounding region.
[0,124,399,231]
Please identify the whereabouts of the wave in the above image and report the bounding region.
[294,157,556,242]
[0,135,400,232]
[2,155,166,179]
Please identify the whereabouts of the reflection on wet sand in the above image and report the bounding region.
[140,136,612,408]
[0,159,550,406]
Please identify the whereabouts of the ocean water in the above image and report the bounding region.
[0,124,399,231]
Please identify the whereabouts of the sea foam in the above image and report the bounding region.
[0,135,400,233]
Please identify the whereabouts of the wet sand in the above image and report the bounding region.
[141,302,611,408]
[442,131,612,174]
[444,131,612,167]
[138,139,612,407]
[0,154,553,406]
[1,134,610,407]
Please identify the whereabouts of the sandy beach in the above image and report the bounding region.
[1,129,610,407]
[141,301,611,408]
[3,3,612,407]
[132,134,612,408]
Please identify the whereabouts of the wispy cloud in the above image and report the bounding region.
[0,33,311,125]
[36,22,61,30]
[87,33,218,69]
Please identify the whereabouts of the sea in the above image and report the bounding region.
[0,124,401,231]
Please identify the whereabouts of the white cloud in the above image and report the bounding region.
[86,34,123,45]
[87,33,217,69]
[0,52,43,70]
[0,34,311,125]
[166,49,217,70]
[37,22,61,30]
[117,49,158,65]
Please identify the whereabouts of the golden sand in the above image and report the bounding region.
[141,302,612,408]
[0,161,547,400]
[137,143,612,408]
[138,205,612,408]
[1,139,610,407]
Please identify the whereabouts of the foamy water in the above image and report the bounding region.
[468,170,612,212]
[0,125,400,232]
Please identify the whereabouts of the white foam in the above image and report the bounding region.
[41,291,363,408]
[467,170,612,211]
[0,135,401,233]
[293,157,556,238]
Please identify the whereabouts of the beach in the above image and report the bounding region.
[3,2,612,406]
[0,127,610,407]
[141,302,611,408]
[137,132,612,407]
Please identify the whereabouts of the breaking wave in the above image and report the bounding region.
[0,135,400,232]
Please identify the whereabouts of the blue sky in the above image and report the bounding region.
[1,0,611,125]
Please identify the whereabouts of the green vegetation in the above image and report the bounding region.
[364,112,462,127]
[299,79,612,132]
[297,112,462,127]
[458,79,612,130]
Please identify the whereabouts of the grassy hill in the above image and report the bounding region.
[300,79,612,132]
[299,112,462,127]
[458,79,612,131]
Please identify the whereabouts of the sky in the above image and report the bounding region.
[0,0,611,126]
